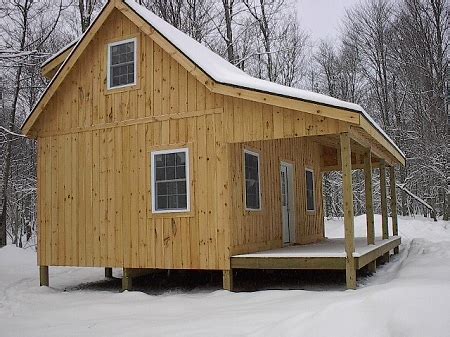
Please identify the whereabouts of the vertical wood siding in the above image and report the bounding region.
[35,10,231,270]
[229,138,325,256]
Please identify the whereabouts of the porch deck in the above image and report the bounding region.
[231,236,401,270]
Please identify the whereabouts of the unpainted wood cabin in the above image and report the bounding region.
[23,0,405,291]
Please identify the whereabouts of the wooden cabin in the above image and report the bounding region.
[22,0,405,291]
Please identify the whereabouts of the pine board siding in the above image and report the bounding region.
[34,10,234,270]
[228,138,325,256]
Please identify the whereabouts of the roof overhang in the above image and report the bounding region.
[41,40,76,79]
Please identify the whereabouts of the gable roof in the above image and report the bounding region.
[23,0,405,165]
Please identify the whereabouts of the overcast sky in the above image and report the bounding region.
[296,0,361,42]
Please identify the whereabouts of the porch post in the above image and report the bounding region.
[379,160,389,240]
[340,133,356,290]
[379,160,389,262]
[364,150,375,245]
[364,150,376,273]
[389,166,399,254]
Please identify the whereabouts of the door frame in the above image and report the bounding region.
[280,161,296,245]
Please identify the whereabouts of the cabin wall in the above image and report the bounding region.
[35,9,231,270]
[229,138,325,256]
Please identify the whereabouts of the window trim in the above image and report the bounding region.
[151,147,190,214]
[305,167,316,213]
[107,37,137,91]
[243,148,262,211]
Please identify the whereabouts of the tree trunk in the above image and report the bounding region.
[222,0,235,63]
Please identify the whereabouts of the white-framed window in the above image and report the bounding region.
[107,37,137,90]
[305,167,315,212]
[151,148,190,213]
[244,149,262,211]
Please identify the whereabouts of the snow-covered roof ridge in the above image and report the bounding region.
[123,0,405,159]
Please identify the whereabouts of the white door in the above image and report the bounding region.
[280,162,295,245]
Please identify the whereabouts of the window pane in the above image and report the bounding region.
[156,167,165,181]
[166,167,176,180]
[244,152,260,210]
[176,152,186,165]
[177,181,186,194]
[178,195,187,208]
[167,181,177,195]
[306,171,314,191]
[157,196,167,209]
[155,155,165,167]
[176,166,186,179]
[306,170,315,210]
[166,154,176,166]
[157,182,167,195]
[168,195,178,209]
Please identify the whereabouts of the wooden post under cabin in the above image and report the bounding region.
[364,150,376,273]
[389,166,399,254]
[340,133,357,290]
[105,267,113,278]
[39,266,49,287]
[379,160,390,262]
[223,270,233,291]
[122,268,132,291]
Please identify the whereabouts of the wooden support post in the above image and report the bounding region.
[389,166,399,254]
[223,270,233,291]
[380,160,389,240]
[39,266,49,287]
[105,267,113,278]
[367,260,376,274]
[122,268,132,291]
[340,133,356,290]
[364,150,375,245]
[121,268,155,291]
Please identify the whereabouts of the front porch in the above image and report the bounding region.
[223,130,403,291]
[231,236,401,271]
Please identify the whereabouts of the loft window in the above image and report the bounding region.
[107,38,136,89]
[151,148,190,213]
[244,149,261,210]
[305,168,315,212]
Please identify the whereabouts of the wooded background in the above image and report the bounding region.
[0,0,448,249]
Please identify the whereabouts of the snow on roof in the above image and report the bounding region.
[124,0,405,159]
[41,39,78,68]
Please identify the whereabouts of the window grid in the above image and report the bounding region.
[108,38,136,89]
[152,148,190,213]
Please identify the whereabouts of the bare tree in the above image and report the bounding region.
[0,0,65,247]
[78,0,101,32]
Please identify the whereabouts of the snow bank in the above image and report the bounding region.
[1,216,449,337]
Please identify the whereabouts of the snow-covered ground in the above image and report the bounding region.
[1,215,449,337]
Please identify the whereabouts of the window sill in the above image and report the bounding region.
[105,83,139,95]
[148,210,194,219]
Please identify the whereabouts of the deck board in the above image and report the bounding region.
[231,236,401,270]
